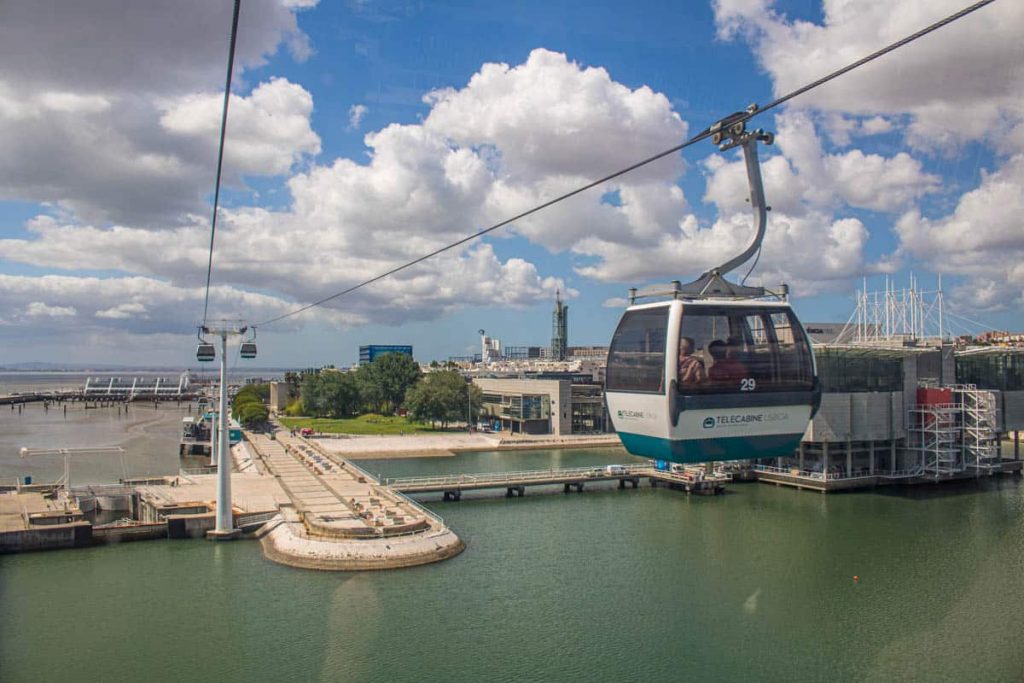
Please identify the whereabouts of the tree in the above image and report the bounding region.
[406,371,481,429]
[232,384,269,428]
[317,371,361,418]
[375,352,422,412]
[301,371,361,418]
[283,398,305,417]
[356,353,421,414]
[300,374,324,416]
[355,363,385,414]
[235,401,269,427]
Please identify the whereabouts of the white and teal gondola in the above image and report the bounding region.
[606,298,820,463]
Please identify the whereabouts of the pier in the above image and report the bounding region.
[387,464,726,500]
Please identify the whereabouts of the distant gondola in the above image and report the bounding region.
[196,330,216,362]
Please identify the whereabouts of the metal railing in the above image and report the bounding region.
[387,464,649,489]
[236,510,279,527]
[180,466,217,475]
[753,464,878,481]
[375,486,445,528]
[756,463,940,481]
[878,467,925,479]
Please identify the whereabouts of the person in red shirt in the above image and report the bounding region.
[707,339,748,387]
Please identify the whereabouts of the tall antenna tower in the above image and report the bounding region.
[550,290,568,360]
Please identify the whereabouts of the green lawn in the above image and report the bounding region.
[278,414,453,435]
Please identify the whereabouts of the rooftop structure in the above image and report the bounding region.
[358,345,413,365]
[479,330,502,362]
[83,373,192,398]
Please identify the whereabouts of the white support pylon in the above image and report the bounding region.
[215,329,233,534]
[202,323,251,540]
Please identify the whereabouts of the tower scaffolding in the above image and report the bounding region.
[908,400,961,477]
[954,384,1000,471]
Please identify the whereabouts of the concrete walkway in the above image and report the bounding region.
[249,431,463,570]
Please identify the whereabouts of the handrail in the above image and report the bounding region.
[180,466,217,475]
[386,464,649,488]
[754,463,891,481]
[386,487,445,528]
[879,468,925,479]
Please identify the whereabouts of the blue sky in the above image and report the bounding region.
[0,0,1021,366]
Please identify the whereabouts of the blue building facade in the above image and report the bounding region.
[359,345,413,364]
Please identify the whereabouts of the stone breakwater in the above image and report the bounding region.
[259,508,464,571]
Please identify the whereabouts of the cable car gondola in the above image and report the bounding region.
[239,327,257,359]
[606,119,820,463]
[196,328,215,362]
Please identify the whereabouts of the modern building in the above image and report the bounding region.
[268,381,289,413]
[567,345,608,360]
[359,345,413,365]
[550,290,568,361]
[479,331,502,362]
[473,376,608,435]
[802,322,857,344]
[756,345,1024,490]
[504,345,545,360]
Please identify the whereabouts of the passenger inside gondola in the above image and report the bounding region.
[707,339,748,385]
[677,336,706,386]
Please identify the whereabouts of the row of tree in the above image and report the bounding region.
[405,370,483,429]
[232,384,270,427]
[298,353,483,428]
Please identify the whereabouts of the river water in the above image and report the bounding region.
[2,405,1024,681]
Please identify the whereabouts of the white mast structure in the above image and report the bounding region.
[845,276,948,343]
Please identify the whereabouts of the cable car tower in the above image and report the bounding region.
[195,322,256,539]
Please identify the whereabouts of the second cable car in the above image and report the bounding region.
[196,328,215,362]
[240,328,257,359]
[606,115,820,463]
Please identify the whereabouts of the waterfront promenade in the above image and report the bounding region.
[313,431,623,459]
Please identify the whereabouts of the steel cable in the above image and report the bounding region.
[255,0,996,328]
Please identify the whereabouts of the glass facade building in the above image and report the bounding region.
[956,350,1024,391]
[359,345,413,364]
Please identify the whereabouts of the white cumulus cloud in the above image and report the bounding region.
[712,0,1024,152]
[25,302,76,317]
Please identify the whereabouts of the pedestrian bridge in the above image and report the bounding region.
[386,464,726,500]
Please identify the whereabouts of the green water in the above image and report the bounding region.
[2,448,1024,681]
